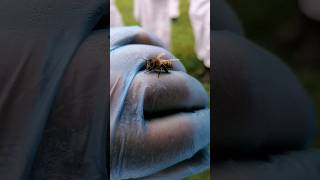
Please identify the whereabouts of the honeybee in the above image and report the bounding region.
[145,53,180,78]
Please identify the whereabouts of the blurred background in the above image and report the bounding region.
[114,0,210,179]
[228,0,320,148]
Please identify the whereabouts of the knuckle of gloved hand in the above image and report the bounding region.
[140,74,190,112]
[111,26,166,48]
[132,71,208,116]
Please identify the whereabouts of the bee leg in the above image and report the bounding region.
[146,65,152,72]
[161,64,169,73]
[158,71,160,78]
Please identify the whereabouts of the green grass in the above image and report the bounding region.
[115,0,210,179]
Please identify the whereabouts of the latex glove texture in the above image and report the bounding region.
[110,27,210,180]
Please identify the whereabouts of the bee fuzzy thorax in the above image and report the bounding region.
[144,53,179,78]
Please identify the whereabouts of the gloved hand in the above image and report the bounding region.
[0,0,107,179]
[212,1,320,179]
[110,26,210,180]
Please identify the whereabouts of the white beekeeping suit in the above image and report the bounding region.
[169,0,180,19]
[110,0,123,27]
[189,0,210,68]
[299,0,320,21]
[133,0,142,22]
[133,0,171,48]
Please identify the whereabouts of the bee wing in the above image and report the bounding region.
[167,59,181,61]
[156,53,166,59]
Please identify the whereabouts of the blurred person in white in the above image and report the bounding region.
[189,0,210,68]
[133,0,141,22]
[110,0,123,27]
[133,0,171,48]
[299,0,320,21]
[133,0,210,62]
[169,0,180,20]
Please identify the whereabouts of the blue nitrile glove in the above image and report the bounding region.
[0,0,106,179]
[110,26,210,180]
